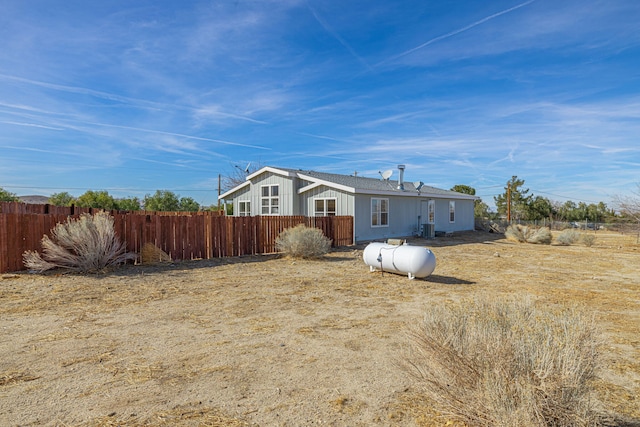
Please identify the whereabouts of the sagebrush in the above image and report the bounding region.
[275,224,331,258]
[505,224,552,244]
[582,234,596,247]
[556,228,581,245]
[23,211,136,273]
[404,296,604,427]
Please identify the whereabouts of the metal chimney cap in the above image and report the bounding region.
[397,164,406,169]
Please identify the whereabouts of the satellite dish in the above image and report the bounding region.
[379,169,393,180]
[414,181,424,191]
[244,162,251,173]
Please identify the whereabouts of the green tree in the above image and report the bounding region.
[48,192,76,206]
[178,196,200,212]
[76,190,118,210]
[116,197,141,211]
[526,196,555,221]
[143,190,200,212]
[0,187,19,202]
[451,184,475,196]
[494,176,533,221]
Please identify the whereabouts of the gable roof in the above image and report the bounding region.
[219,166,478,200]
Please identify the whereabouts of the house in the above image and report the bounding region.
[218,165,478,243]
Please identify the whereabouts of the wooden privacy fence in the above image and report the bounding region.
[0,207,353,273]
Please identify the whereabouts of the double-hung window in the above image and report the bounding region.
[238,201,251,216]
[261,185,279,215]
[371,198,389,227]
[449,201,456,223]
[314,198,336,216]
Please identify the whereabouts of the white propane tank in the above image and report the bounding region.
[363,242,436,279]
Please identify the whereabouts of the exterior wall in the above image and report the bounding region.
[232,185,252,215]
[300,185,354,216]
[433,198,475,233]
[354,195,475,242]
[246,172,298,216]
[354,194,421,242]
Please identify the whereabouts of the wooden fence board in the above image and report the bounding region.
[0,206,353,273]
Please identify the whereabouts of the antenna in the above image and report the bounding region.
[235,164,250,175]
[379,169,393,180]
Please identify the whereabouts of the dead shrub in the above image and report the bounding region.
[556,228,581,245]
[23,211,136,273]
[140,243,172,264]
[404,296,604,427]
[582,234,596,247]
[505,224,552,244]
[275,224,331,259]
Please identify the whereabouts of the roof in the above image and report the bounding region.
[220,166,478,200]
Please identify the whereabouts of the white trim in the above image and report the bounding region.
[238,200,251,216]
[296,173,355,194]
[219,180,250,200]
[247,166,296,180]
[449,200,456,223]
[371,197,389,228]
[260,184,280,215]
[313,197,337,216]
[298,182,323,194]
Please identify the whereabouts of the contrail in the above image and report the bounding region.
[306,2,373,72]
[378,0,536,66]
[0,73,267,124]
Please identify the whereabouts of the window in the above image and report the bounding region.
[314,198,336,216]
[261,185,279,215]
[428,200,435,224]
[238,201,250,216]
[449,201,456,223]
[371,198,389,227]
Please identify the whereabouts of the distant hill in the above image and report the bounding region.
[18,195,49,204]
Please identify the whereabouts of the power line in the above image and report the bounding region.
[2,185,215,193]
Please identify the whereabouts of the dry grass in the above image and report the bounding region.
[1,231,638,426]
[404,296,604,426]
[140,243,172,264]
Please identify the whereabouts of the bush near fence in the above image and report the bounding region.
[0,202,353,273]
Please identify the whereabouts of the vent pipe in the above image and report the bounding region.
[397,164,405,190]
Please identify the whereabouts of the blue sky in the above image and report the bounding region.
[1,0,639,209]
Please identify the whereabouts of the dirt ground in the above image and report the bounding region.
[1,230,639,426]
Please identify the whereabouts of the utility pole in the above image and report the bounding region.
[217,174,221,212]
[507,181,511,223]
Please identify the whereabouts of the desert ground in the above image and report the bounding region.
[1,230,639,426]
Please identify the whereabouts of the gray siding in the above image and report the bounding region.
[300,185,354,216]
[251,172,297,215]
[433,199,475,233]
[354,195,475,242]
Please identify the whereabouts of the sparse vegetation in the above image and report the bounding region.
[404,296,604,427]
[556,228,581,245]
[582,233,596,247]
[275,224,331,258]
[23,211,136,273]
[505,224,552,244]
[0,187,19,202]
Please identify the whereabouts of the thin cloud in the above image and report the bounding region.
[0,73,264,124]
[377,0,537,66]
[306,2,373,71]
[0,121,64,131]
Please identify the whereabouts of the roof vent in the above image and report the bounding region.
[397,165,405,190]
